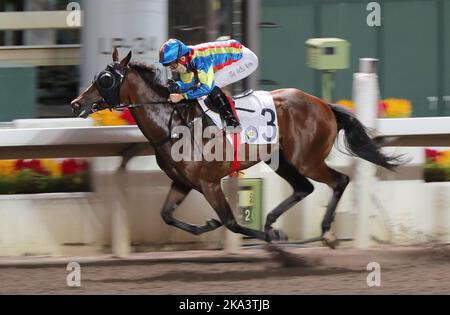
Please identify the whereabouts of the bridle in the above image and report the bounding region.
[90,62,170,113]
[93,62,127,108]
[90,62,210,148]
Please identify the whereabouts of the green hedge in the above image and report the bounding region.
[424,165,450,183]
[0,169,91,194]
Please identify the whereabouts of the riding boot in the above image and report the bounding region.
[212,88,242,132]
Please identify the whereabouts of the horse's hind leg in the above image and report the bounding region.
[161,181,222,235]
[264,155,314,240]
[303,163,349,249]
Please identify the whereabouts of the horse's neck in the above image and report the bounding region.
[132,97,197,139]
[179,100,206,124]
[128,70,207,144]
[132,103,174,144]
[128,72,211,156]
[138,100,213,161]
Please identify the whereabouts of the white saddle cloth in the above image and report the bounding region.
[198,90,278,145]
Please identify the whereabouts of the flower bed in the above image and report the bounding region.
[0,159,91,194]
[424,149,450,182]
[336,98,412,118]
[0,108,136,194]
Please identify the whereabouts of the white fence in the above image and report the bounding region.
[0,114,448,257]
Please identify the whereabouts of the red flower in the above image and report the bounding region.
[120,108,136,125]
[425,149,443,162]
[378,101,387,117]
[78,160,89,171]
[15,159,25,171]
[14,159,48,175]
[61,159,88,176]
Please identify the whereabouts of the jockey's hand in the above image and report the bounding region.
[167,79,181,93]
[169,93,184,103]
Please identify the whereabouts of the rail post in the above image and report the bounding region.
[353,58,379,249]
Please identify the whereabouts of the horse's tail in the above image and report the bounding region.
[329,104,404,171]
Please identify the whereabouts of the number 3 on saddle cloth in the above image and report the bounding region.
[199,90,279,145]
[198,90,279,175]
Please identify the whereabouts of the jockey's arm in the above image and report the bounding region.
[175,79,196,92]
[181,59,215,100]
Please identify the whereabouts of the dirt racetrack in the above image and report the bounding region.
[0,244,449,294]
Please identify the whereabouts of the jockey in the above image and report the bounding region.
[159,38,259,131]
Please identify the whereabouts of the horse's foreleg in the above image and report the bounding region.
[263,155,314,240]
[200,181,269,241]
[161,182,222,235]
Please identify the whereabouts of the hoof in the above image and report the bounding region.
[206,219,222,230]
[322,231,339,249]
[266,229,288,242]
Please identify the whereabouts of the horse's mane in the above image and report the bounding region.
[129,61,169,98]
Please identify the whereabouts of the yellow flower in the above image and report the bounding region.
[103,117,127,126]
[91,111,105,126]
[336,99,354,111]
[0,160,17,177]
[91,110,127,126]
[41,159,62,177]
[436,150,450,168]
[382,98,412,118]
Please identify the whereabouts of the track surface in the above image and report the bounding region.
[0,245,449,294]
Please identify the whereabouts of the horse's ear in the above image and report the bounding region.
[112,47,119,62]
[120,50,132,67]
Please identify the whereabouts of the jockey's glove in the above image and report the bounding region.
[167,79,181,94]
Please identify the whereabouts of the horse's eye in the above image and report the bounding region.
[98,72,115,89]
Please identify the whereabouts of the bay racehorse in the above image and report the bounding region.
[71,49,402,248]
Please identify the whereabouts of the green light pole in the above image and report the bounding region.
[322,70,335,103]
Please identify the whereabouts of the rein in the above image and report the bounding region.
[111,101,209,148]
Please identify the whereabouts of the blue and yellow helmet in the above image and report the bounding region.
[159,39,190,66]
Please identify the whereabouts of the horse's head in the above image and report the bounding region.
[71,48,132,118]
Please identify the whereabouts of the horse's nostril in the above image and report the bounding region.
[71,101,81,108]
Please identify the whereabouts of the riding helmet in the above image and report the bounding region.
[159,39,190,66]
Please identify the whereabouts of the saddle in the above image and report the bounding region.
[203,89,254,113]
[198,90,279,145]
